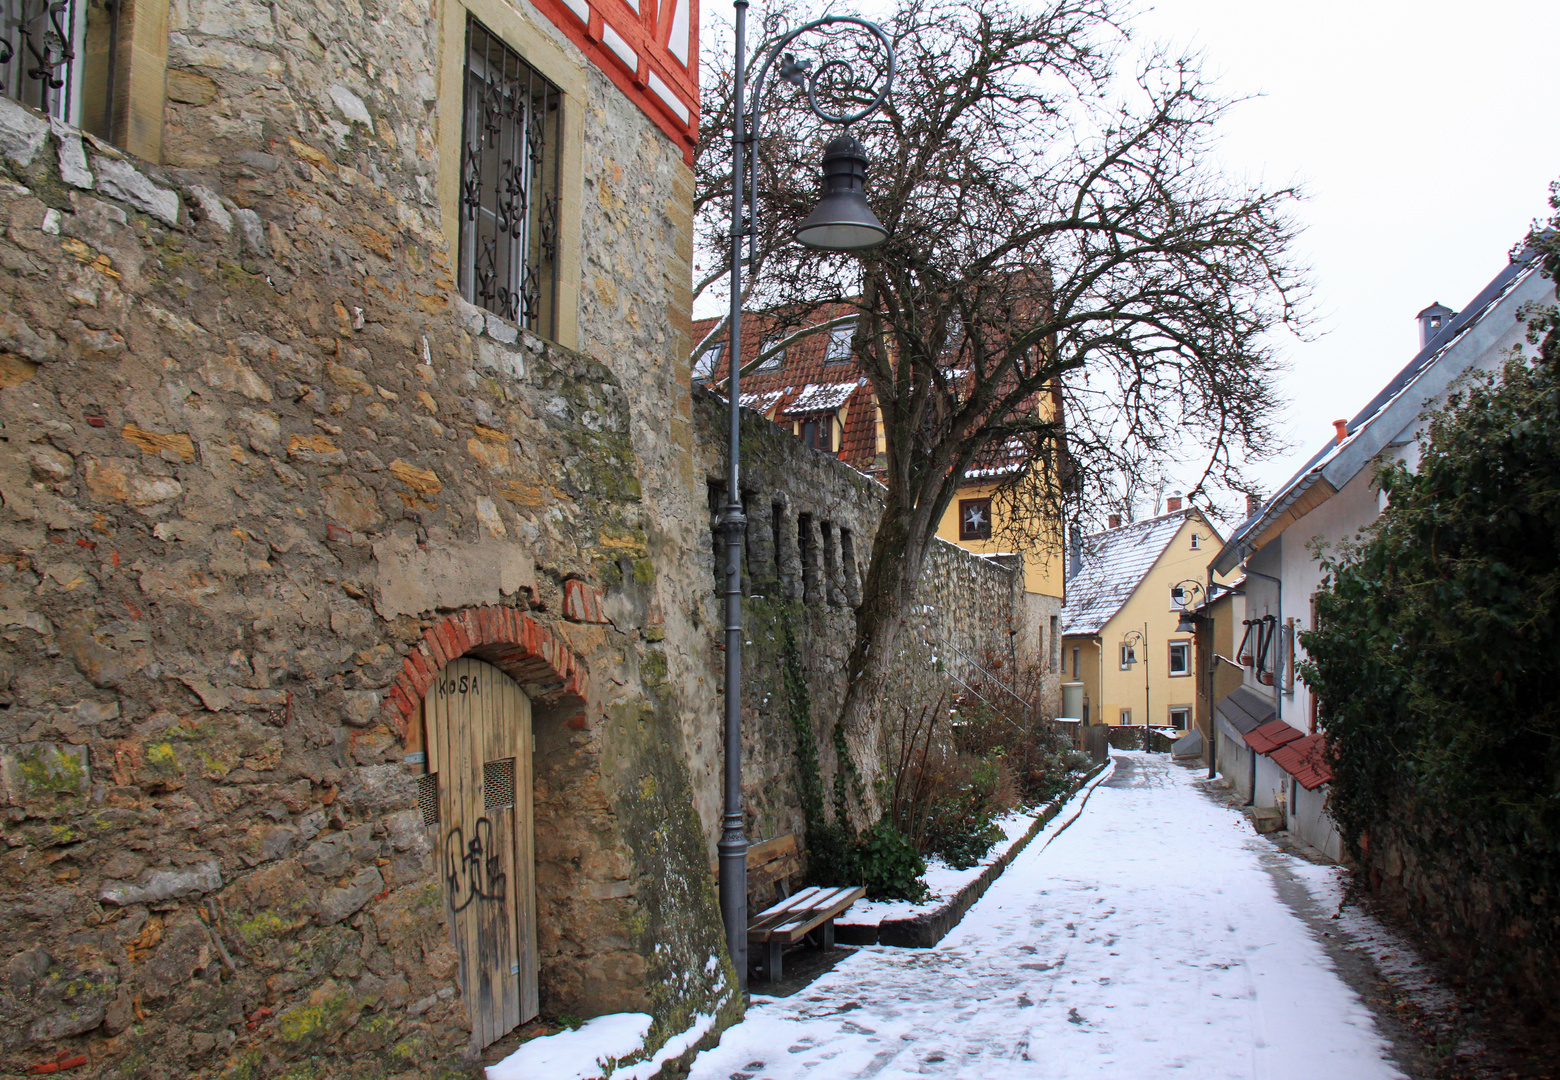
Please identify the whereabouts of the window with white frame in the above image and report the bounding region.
[692,341,724,382]
[460,17,563,337]
[1119,708,1132,725]
[1167,640,1191,676]
[1168,706,1190,730]
[824,321,856,364]
[757,337,786,370]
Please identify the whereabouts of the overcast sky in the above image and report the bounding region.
[698,0,1560,516]
[1126,0,1560,507]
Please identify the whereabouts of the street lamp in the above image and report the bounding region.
[718,4,895,994]
[1171,579,1205,634]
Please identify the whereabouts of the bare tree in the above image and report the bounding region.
[697,0,1306,811]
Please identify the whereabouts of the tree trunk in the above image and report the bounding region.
[837,499,930,828]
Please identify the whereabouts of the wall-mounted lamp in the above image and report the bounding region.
[1170,579,1205,634]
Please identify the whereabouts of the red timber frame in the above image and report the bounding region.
[526,0,700,164]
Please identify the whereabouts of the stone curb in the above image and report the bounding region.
[838,758,1114,949]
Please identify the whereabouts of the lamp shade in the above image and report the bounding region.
[794,134,888,251]
[1176,609,1198,634]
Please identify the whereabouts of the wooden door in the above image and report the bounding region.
[421,657,538,1049]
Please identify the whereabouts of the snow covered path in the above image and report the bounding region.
[686,753,1404,1080]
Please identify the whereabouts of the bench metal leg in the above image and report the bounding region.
[766,939,783,982]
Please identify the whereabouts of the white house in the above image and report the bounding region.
[1207,244,1551,862]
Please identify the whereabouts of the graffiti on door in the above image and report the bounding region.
[444,816,508,912]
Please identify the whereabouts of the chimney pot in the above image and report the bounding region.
[1107,513,1121,529]
[1416,301,1455,350]
[1167,493,1182,512]
[1245,492,1261,517]
[1333,419,1348,444]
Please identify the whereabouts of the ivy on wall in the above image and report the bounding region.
[1300,196,1560,1008]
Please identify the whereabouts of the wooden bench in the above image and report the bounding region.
[748,885,866,982]
[745,834,803,904]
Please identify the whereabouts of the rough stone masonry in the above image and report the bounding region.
[0,0,736,1072]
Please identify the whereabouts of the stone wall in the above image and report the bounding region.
[0,0,733,1070]
[692,389,1041,863]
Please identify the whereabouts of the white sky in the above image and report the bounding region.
[697,0,1560,515]
[1125,0,1560,506]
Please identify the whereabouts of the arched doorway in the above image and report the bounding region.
[419,657,538,1049]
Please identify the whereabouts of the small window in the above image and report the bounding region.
[824,322,856,364]
[1168,640,1191,677]
[758,337,785,370]
[692,341,724,381]
[1071,646,1080,679]
[958,498,991,540]
[460,17,564,337]
[1168,707,1190,730]
[1119,708,1132,725]
[1119,642,1134,669]
[1190,533,1201,550]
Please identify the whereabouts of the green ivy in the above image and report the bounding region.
[778,609,859,885]
[1299,206,1560,1007]
[857,818,929,901]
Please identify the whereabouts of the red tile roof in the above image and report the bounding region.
[1269,732,1333,790]
[692,303,1051,483]
[1245,719,1304,755]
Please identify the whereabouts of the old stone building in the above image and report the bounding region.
[0,0,736,1074]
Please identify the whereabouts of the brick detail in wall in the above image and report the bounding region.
[384,606,591,738]
[564,578,609,624]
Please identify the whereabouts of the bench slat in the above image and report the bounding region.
[748,885,865,944]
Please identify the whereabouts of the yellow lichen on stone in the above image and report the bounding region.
[389,459,442,494]
[122,423,197,462]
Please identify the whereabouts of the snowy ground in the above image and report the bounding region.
[839,767,1109,927]
[685,752,1407,1080]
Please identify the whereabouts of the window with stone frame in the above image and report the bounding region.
[459,16,562,338]
[959,497,991,540]
[1168,706,1190,730]
[2,0,132,142]
[1167,639,1191,676]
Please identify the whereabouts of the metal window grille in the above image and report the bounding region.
[483,758,515,811]
[459,17,561,338]
[1,0,90,123]
[417,772,440,826]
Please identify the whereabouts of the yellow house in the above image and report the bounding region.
[1060,503,1224,730]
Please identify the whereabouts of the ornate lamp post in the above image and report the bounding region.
[718,5,895,992]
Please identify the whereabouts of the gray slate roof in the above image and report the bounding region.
[1059,511,1189,636]
[1211,246,1549,575]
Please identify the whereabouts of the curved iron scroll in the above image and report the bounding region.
[739,15,896,267]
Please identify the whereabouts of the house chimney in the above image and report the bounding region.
[1068,522,1083,580]
[1166,492,1182,513]
[1107,513,1121,529]
[1245,492,1261,518]
[1416,301,1455,350]
[1333,419,1348,445]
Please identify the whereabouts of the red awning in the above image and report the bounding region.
[1269,732,1333,791]
[1245,719,1304,755]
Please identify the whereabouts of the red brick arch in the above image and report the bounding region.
[383,606,591,739]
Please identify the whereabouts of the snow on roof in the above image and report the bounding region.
[1059,511,1190,636]
[784,379,863,415]
[738,388,789,414]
